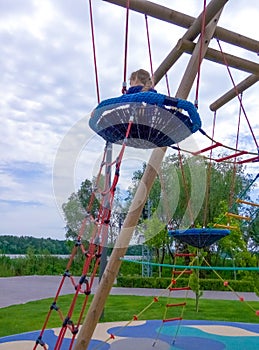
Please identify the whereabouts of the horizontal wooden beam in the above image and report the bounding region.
[210,74,259,111]
[103,0,259,54]
[181,39,259,75]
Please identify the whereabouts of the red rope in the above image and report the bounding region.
[54,118,134,347]
[52,195,116,349]
[122,0,130,94]
[88,0,100,103]
[86,143,108,211]
[35,143,120,349]
[194,0,207,108]
[108,119,134,216]
[35,3,136,348]
[216,39,258,150]
[144,14,154,81]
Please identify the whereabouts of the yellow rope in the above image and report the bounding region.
[203,258,258,314]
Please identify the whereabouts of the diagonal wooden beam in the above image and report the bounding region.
[103,0,259,54]
[175,9,224,99]
[154,0,229,83]
[210,74,259,111]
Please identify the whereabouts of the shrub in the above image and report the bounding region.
[116,276,256,292]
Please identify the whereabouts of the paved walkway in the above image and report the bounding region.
[0,275,258,308]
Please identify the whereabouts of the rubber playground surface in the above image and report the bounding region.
[0,319,259,349]
[0,276,259,349]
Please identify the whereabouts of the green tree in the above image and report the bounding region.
[125,163,161,220]
[126,153,255,269]
[62,178,101,241]
[62,192,88,240]
[78,179,99,212]
[143,213,172,276]
[0,235,70,255]
[62,177,124,246]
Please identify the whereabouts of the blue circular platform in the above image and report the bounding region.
[168,228,230,248]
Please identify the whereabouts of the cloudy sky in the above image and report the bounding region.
[0,0,258,240]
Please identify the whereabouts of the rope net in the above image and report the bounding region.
[33,122,133,350]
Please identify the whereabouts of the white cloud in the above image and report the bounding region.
[0,0,258,239]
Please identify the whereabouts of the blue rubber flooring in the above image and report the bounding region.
[0,320,259,349]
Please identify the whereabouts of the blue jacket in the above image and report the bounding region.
[126,85,157,94]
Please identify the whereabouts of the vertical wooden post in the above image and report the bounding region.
[74,2,226,349]
[73,147,167,350]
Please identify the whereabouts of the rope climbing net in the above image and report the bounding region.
[33,121,133,350]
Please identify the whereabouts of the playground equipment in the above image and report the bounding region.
[89,93,201,148]
[168,228,230,248]
[33,1,258,349]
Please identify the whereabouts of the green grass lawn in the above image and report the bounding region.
[0,294,258,337]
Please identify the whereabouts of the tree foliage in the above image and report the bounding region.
[62,179,100,241]
[62,177,124,245]
[125,153,258,264]
[0,235,70,254]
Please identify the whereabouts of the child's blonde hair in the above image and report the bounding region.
[130,69,153,91]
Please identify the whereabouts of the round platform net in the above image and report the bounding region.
[168,228,230,248]
[89,92,201,149]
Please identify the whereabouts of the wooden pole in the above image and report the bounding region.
[210,74,259,111]
[175,9,223,98]
[74,147,166,350]
[103,0,259,54]
[74,2,226,349]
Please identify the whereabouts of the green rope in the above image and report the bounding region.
[120,258,259,271]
